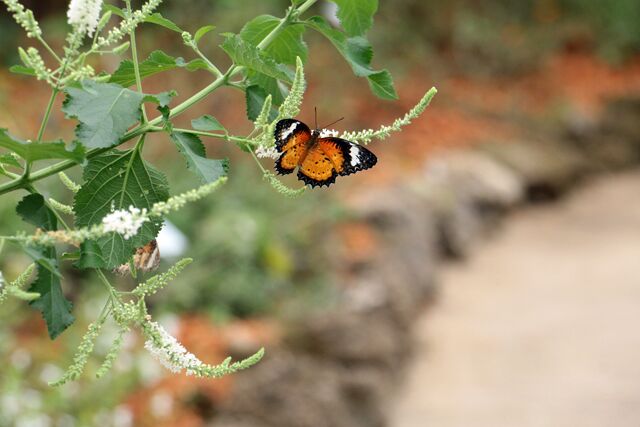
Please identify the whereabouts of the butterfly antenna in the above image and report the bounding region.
[314,107,318,130]
[320,117,344,130]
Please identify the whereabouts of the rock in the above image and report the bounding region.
[291,310,409,370]
[478,139,591,201]
[212,351,359,427]
[424,150,524,209]
[569,97,640,169]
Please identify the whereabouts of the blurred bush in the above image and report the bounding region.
[374,0,640,74]
[3,0,640,72]
[157,165,340,321]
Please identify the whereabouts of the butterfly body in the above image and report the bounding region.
[273,119,377,188]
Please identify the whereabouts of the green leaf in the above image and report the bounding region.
[63,81,172,149]
[305,16,397,99]
[16,193,73,339]
[329,0,378,36]
[246,85,272,121]
[0,129,85,163]
[170,131,228,184]
[367,70,398,100]
[0,153,22,169]
[30,257,74,339]
[194,25,216,44]
[74,150,169,269]
[142,91,176,108]
[63,80,145,149]
[220,34,293,83]
[109,50,182,87]
[191,115,225,132]
[16,193,57,230]
[248,71,289,106]
[182,58,210,71]
[103,4,125,18]
[9,65,35,76]
[20,246,62,280]
[145,13,183,33]
[240,15,308,65]
[75,240,106,269]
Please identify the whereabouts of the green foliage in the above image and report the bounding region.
[29,264,74,340]
[241,14,308,64]
[562,0,640,62]
[73,149,169,268]
[144,12,183,33]
[248,71,289,107]
[329,0,378,36]
[170,131,228,184]
[0,129,84,163]
[194,25,216,44]
[221,34,294,83]
[305,16,397,99]
[16,194,74,339]
[191,115,225,132]
[245,84,273,121]
[16,193,58,230]
[109,50,203,87]
[63,80,173,149]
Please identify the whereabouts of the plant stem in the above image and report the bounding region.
[37,88,58,142]
[170,127,252,145]
[37,36,62,63]
[126,0,147,124]
[189,44,223,78]
[96,269,120,302]
[296,0,318,16]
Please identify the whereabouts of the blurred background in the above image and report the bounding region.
[1,1,640,426]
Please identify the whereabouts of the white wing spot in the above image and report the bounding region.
[350,145,361,167]
[319,128,339,138]
[280,122,298,140]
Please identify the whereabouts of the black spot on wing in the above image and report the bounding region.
[274,119,311,152]
[297,169,338,188]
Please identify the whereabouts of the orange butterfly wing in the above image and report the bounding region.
[274,119,311,175]
[297,143,340,187]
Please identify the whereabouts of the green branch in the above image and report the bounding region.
[0,0,318,197]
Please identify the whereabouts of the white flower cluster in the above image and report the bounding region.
[102,206,148,240]
[255,145,279,159]
[144,321,205,375]
[0,271,4,290]
[67,0,103,37]
[319,128,339,138]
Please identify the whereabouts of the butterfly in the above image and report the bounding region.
[273,119,377,188]
[115,239,160,275]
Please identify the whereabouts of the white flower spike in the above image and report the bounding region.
[102,206,148,240]
[67,0,103,37]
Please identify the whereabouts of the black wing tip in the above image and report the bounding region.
[274,119,311,152]
[297,170,338,188]
[340,145,378,176]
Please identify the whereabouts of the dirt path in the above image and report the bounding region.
[391,171,640,427]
